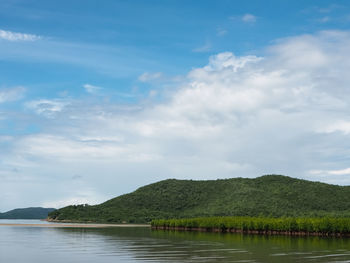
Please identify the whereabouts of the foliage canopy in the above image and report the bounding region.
[48,175,350,223]
[0,207,55,219]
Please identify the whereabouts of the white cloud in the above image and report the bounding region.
[217,28,227,36]
[317,16,330,23]
[16,31,350,173]
[0,29,41,41]
[4,30,350,210]
[329,168,350,175]
[25,99,68,117]
[138,72,163,82]
[320,121,350,134]
[317,4,341,13]
[193,42,211,52]
[0,86,25,103]
[42,190,106,209]
[16,134,161,162]
[0,34,162,78]
[242,14,257,23]
[83,83,102,94]
[198,52,262,72]
[309,168,350,176]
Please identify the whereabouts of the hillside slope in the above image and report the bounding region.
[48,175,350,223]
[0,207,56,219]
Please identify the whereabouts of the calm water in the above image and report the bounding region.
[1,220,350,263]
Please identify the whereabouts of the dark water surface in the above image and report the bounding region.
[1,220,350,263]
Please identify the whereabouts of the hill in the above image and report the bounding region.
[0,207,56,219]
[48,175,350,223]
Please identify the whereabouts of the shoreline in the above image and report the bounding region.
[0,223,150,228]
[152,226,350,237]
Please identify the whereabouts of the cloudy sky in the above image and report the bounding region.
[1,0,350,211]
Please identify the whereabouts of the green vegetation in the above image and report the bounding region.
[0,207,56,219]
[151,217,350,235]
[48,175,350,223]
[151,217,350,234]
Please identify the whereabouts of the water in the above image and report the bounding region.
[1,220,350,263]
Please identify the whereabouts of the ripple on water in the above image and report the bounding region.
[1,223,350,263]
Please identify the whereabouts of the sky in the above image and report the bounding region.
[1,0,350,211]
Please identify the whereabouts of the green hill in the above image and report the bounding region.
[48,175,350,223]
[0,207,56,219]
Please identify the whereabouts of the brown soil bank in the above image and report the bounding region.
[151,226,350,237]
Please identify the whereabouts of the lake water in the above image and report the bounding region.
[1,220,350,263]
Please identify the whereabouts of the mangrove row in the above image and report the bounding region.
[151,217,350,236]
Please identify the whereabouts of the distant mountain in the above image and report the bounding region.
[0,207,56,219]
[48,175,350,223]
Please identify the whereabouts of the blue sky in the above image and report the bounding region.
[1,0,350,211]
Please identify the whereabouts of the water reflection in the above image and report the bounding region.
[0,222,350,263]
[53,227,350,262]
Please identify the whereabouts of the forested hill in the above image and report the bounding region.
[0,207,56,219]
[48,175,350,223]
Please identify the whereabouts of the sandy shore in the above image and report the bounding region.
[0,223,150,228]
